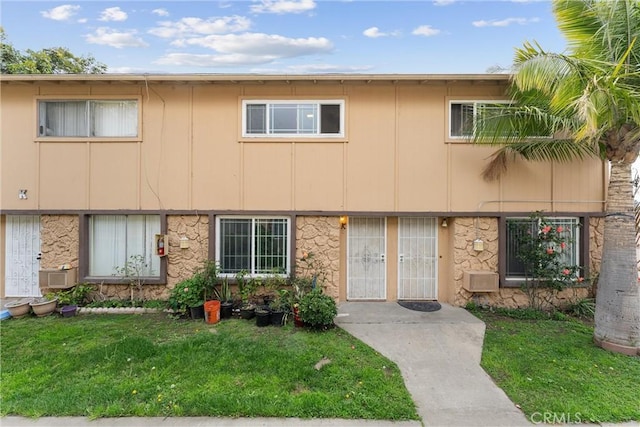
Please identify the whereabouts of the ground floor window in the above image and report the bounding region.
[505,217,580,281]
[88,215,160,277]
[216,216,290,275]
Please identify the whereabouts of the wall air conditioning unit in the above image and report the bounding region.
[39,268,77,289]
[462,270,499,293]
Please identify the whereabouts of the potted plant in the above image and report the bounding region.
[255,305,271,327]
[219,278,234,319]
[269,289,290,326]
[4,298,33,319]
[236,270,257,319]
[29,295,58,317]
[168,276,205,319]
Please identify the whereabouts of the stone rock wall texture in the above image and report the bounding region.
[452,216,600,309]
[295,216,341,299]
[40,215,79,270]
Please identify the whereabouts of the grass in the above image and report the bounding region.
[0,314,419,420]
[473,308,640,423]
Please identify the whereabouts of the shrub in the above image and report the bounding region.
[298,288,337,329]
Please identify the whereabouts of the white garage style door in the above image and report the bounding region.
[5,215,41,297]
[347,217,386,300]
[398,217,438,300]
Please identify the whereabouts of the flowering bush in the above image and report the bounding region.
[168,276,205,311]
[512,212,584,310]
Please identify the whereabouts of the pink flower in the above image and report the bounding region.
[562,269,570,275]
[546,248,554,255]
[542,225,552,234]
[577,277,584,283]
[560,242,566,249]
[556,226,563,233]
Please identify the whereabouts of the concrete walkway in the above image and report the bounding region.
[335,302,530,426]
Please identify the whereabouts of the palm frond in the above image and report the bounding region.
[481,139,600,181]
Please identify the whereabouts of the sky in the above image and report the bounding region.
[0,0,568,74]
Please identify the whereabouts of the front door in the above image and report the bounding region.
[398,217,438,300]
[347,217,386,300]
[5,215,41,297]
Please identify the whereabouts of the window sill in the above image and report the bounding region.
[35,137,142,143]
[238,138,347,143]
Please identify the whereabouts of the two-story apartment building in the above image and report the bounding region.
[0,74,606,307]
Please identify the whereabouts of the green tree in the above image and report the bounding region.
[1,28,106,74]
[474,0,640,354]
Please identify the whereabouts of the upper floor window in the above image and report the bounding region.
[216,216,290,276]
[38,99,138,138]
[506,217,580,280]
[242,100,344,138]
[449,100,510,139]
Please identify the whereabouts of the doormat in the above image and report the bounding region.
[398,301,442,312]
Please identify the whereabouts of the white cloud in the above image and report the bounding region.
[412,25,441,37]
[41,5,80,21]
[433,0,455,5]
[149,16,251,38]
[85,28,149,49]
[152,8,170,17]
[473,17,540,27]
[251,0,316,14]
[99,7,128,22]
[363,27,399,38]
[156,33,333,68]
[174,33,332,56]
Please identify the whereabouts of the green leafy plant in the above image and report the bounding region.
[298,288,337,329]
[113,254,148,302]
[219,278,233,303]
[47,283,94,306]
[512,212,584,310]
[197,260,220,301]
[168,277,205,312]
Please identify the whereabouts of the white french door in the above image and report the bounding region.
[5,215,41,297]
[398,217,438,300]
[347,217,386,300]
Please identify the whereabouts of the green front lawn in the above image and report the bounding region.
[0,314,419,420]
[474,309,640,423]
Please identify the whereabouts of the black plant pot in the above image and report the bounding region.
[270,310,285,326]
[256,309,271,327]
[190,305,205,320]
[239,306,255,320]
[220,302,234,319]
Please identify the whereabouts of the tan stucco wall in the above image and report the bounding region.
[295,216,341,300]
[0,81,606,214]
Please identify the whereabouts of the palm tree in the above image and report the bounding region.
[474,0,640,354]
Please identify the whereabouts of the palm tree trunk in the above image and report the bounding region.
[594,161,640,355]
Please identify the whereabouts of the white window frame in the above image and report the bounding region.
[36,97,141,140]
[449,99,511,139]
[215,216,291,277]
[242,99,345,138]
[505,216,580,282]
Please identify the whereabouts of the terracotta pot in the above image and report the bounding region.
[4,299,33,319]
[29,298,58,317]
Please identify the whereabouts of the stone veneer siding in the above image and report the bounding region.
[452,216,603,308]
[165,214,210,291]
[295,216,340,300]
[40,215,79,270]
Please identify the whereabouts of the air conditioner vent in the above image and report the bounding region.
[462,270,499,293]
[39,268,77,289]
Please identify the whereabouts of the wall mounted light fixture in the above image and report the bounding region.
[179,236,190,249]
[441,218,448,228]
[339,216,348,229]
